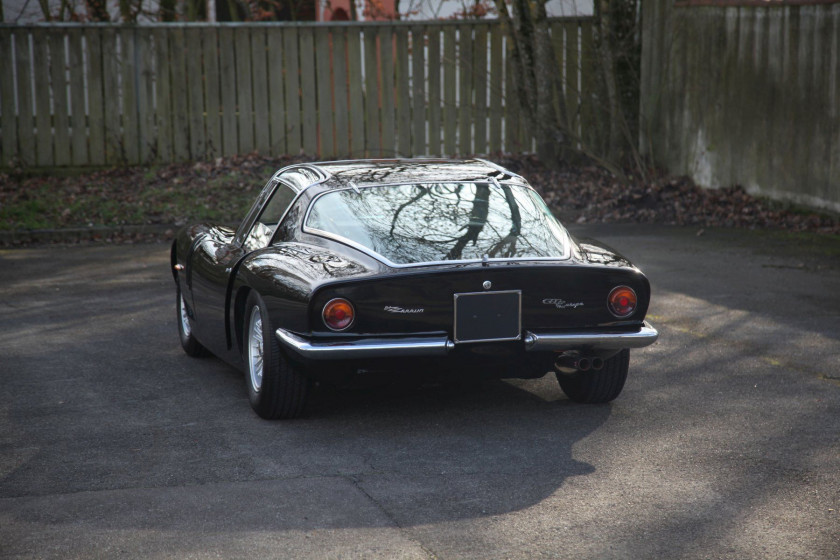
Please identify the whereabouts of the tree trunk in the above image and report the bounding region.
[494,0,569,167]
[86,0,110,21]
[37,0,52,20]
[598,0,623,163]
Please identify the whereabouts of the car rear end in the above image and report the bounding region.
[276,261,655,381]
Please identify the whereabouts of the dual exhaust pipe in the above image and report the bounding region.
[554,355,604,373]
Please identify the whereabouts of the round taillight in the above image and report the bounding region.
[323,298,355,331]
[608,286,637,318]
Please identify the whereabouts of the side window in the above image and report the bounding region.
[274,199,303,242]
[243,183,297,252]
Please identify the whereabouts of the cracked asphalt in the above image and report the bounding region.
[1,224,838,559]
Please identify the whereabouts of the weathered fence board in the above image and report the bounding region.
[364,28,380,157]
[473,24,488,156]
[121,28,140,164]
[0,30,17,165]
[427,26,441,156]
[154,28,173,161]
[67,28,87,165]
[266,28,286,157]
[504,51,518,152]
[332,29,349,158]
[458,25,473,156]
[32,31,52,166]
[0,31,16,165]
[395,27,410,157]
[578,21,597,154]
[218,28,237,157]
[564,21,579,139]
[299,27,317,156]
[346,28,364,157]
[203,27,222,158]
[282,27,301,156]
[488,26,502,154]
[15,31,35,165]
[186,28,207,159]
[235,27,255,154]
[411,26,425,156]
[252,27,271,156]
[86,28,105,165]
[103,29,123,164]
[136,30,155,163]
[1,19,597,168]
[48,30,71,166]
[315,27,333,158]
[443,26,456,156]
[379,27,396,158]
[169,28,190,162]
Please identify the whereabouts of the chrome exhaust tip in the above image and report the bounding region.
[554,355,594,374]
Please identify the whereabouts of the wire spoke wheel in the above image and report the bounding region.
[179,292,192,338]
[243,292,309,419]
[176,284,207,357]
[247,306,264,393]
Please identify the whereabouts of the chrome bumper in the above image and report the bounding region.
[276,321,658,360]
[522,321,659,351]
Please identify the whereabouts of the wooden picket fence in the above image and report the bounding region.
[0,20,597,168]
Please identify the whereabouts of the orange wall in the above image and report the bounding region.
[320,0,397,21]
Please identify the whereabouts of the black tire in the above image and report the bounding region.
[244,292,309,419]
[556,349,630,404]
[177,285,209,357]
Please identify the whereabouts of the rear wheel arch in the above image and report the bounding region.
[233,286,252,356]
[170,241,179,282]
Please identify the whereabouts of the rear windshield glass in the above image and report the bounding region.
[305,182,570,265]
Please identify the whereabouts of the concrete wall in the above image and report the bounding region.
[640,2,840,213]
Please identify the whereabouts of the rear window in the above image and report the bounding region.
[304,182,570,265]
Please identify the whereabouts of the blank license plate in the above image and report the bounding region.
[453,290,522,344]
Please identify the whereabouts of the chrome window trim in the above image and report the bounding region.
[300,181,573,268]
[474,158,525,181]
[276,162,332,185]
[236,163,331,249]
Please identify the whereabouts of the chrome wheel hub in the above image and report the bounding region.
[247,306,264,393]
[179,293,191,337]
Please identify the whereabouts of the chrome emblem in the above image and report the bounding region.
[384,306,424,314]
[483,281,492,290]
[542,298,584,309]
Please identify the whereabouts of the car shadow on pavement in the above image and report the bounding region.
[2,365,612,534]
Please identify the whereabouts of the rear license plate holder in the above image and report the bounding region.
[453,290,522,344]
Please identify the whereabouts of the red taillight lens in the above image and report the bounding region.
[323,298,355,331]
[608,286,637,318]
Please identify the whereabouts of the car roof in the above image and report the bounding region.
[281,158,529,193]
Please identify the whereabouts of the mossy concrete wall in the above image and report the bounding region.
[640,2,840,213]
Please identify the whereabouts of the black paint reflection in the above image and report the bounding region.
[249,244,370,299]
[306,182,569,265]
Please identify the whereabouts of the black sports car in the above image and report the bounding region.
[172,159,658,419]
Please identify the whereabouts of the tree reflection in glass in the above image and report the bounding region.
[306,182,570,266]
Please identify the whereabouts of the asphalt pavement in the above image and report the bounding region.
[1,224,838,559]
